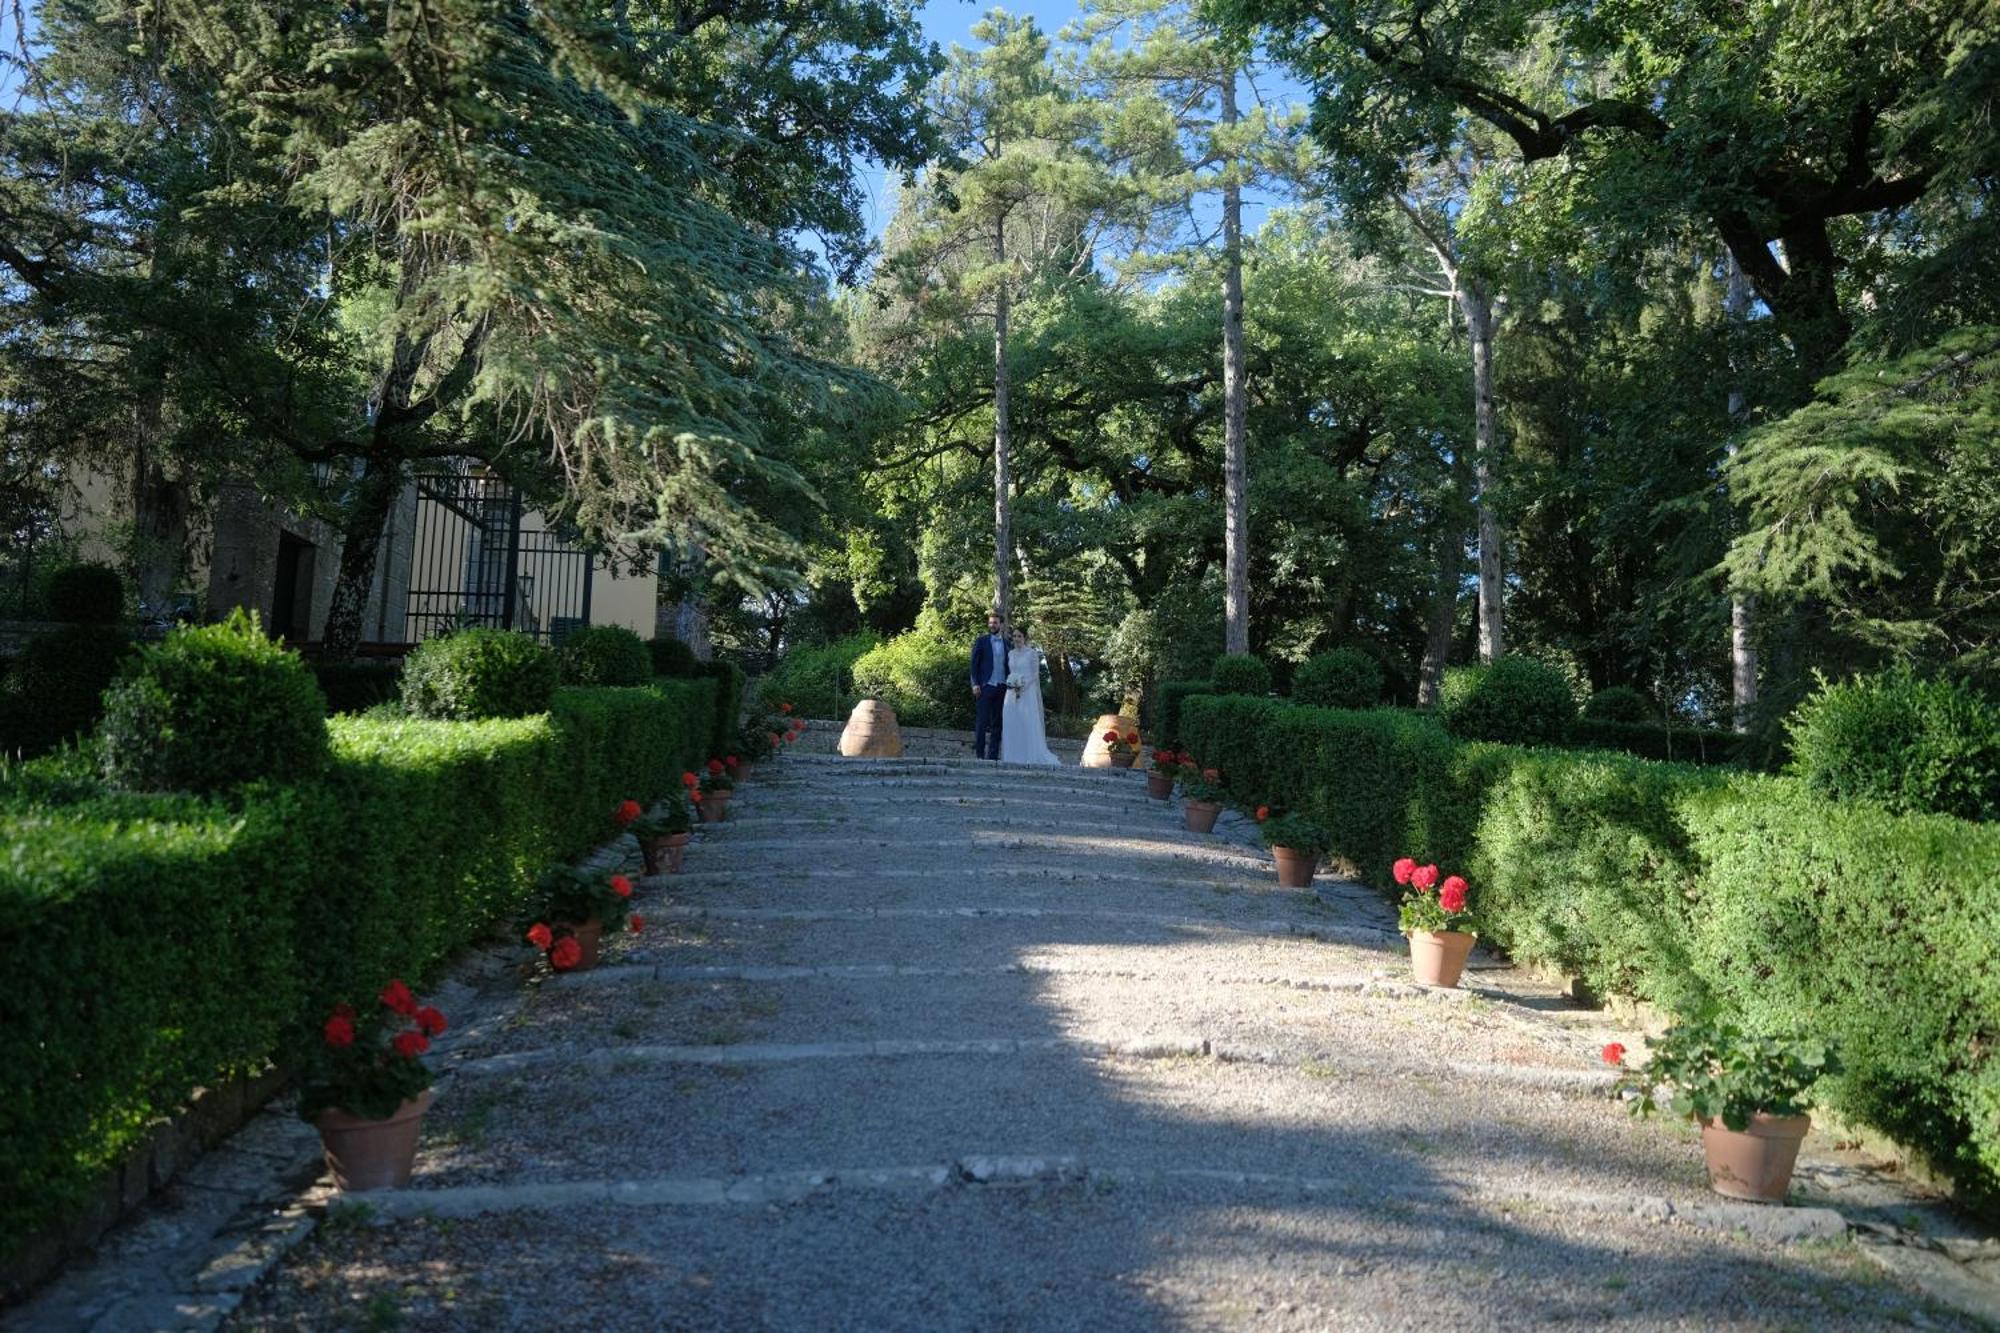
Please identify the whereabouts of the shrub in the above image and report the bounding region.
[0,624,134,757]
[1211,652,1272,697]
[1583,685,1653,723]
[1178,689,2000,1212]
[556,624,651,687]
[1438,657,1577,746]
[648,635,700,678]
[400,628,558,720]
[1292,648,1383,710]
[762,632,880,719]
[1155,680,1215,744]
[45,563,124,624]
[309,660,404,715]
[1787,668,1999,821]
[851,631,973,730]
[99,611,328,794]
[0,676,716,1252]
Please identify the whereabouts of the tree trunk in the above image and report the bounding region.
[1219,69,1250,657]
[319,451,406,661]
[1418,492,1468,708]
[1461,279,1504,662]
[1723,255,1759,732]
[992,221,1014,622]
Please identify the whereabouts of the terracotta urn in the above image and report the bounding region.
[1271,846,1317,889]
[642,832,690,875]
[839,699,904,758]
[316,1088,435,1192]
[1701,1113,1811,1203]
[1183,799,1222,834]
[1408,929,1475,988]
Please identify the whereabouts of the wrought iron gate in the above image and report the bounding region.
[405,468,593,645]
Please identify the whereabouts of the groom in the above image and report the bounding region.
[969,610,1010,761]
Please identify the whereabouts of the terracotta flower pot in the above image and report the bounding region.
[1146,772,1174,800]
[1408,929,1475,988]
[316,1088,435,1192]
[642,832,689,875]
[1271,846,1317,888]
[1109,751,1136,768]
[699,791,731,823]
[557,918,604,971]
[1183,799,1222,834]
[1701,1113,1811,1203]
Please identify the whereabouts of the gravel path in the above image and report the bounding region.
[224,755,1988,1331]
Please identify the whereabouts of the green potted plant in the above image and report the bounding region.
[523,865,641,972]
[1394,857,1477,988]
[298,980,449,1191]
[1145,747,1185,800]
[1178,761,1226,833]
[1608,1015,1839,1203]
[631,792,693,875]
[1256,809,1328,888]
[695,758,735,821]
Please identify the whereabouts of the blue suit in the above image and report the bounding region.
[971,633,1008,760]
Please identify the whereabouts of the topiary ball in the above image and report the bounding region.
[1210,653,1272,697]
[400,628,558,720]
[1788,668,1998,821]
[1583,685,1654,724]
[2,624,134,757]
[1292,648,1384,710]
[98,609,328,793]
[648,635,700,679]
[45,563,124,624]
[557,624,652,687]
[1438,657,1578,746]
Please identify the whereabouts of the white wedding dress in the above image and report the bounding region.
[1000,645,1062,766]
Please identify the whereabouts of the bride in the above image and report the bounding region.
[999,627,1062,766]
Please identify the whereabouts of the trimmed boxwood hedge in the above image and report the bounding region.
[691,658,746,757]
[1180,692,2000,1211]
[1154,679,1214,745]
[0,676,714,1250]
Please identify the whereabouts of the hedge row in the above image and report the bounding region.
[1179,694,2000,1210]
[0,678,715,1248]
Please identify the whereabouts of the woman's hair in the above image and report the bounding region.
[1010,626,1027,643]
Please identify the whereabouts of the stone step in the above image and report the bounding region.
[414,1039,1665,1200]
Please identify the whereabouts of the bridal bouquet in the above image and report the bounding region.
[1006,670,1029,698]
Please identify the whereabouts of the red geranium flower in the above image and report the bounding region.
[781,702,793,713]
[1602,1042,1625,1066]
[1102,729,1118,743]
[415,1006,448,1037]
[379,979,417,1017]
[391,1030,429,1060]
[614,799,642,826]
[681,771,698,788]
[1392,857,1417,885]
[323,1014,355,1048]
[1439,876,1468,914]
[550,937,583,971]
[1123,730,1139,745]
[526,922,553,950]
[727,755,739,766]
[690,789,702,802]
[1255,806,1270,822]
[611,874,633,899]
[783,731,797,743]
[1410,864,1440,891]
[706,759,724,775]
[629,915,644,933]
[1201,768,1219,782]
[770,732,781,745]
